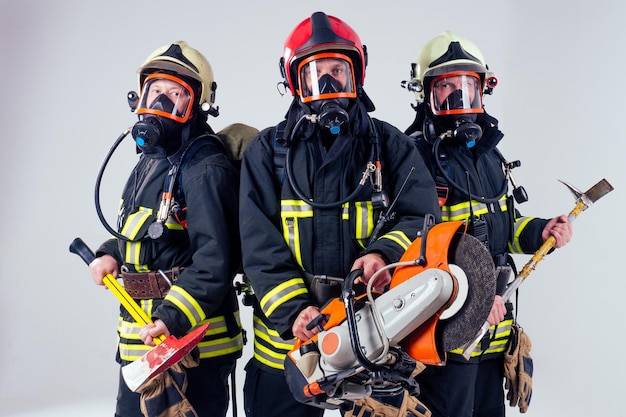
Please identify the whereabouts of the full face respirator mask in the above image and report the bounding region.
[131,95,184,148]
[297,53,357,136]
[429,72,484,148]
[309,74,350,135]
[131,73,195,148]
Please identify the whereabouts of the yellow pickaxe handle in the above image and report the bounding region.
[101,273,166,344]
[70,237,165,345]
[517,200,586,282]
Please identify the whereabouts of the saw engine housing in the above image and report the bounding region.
[284,221,496,410]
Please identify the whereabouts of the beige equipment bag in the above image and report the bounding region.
[504,322,533,413]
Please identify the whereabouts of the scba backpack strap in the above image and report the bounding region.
[173,123,259,228]
[272,120,288,186]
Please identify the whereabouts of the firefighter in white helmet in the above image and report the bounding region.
[89,41,244,417]
[401,31,573,417]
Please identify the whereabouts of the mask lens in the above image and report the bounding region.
[136,73,194,123]
[430,72,483,116]
[297,53,356,103]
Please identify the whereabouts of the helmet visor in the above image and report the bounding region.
[429,71,483,116]
[136,73,195,123]
[297,52,356,103]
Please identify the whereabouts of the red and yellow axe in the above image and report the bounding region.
[69,237,209,391]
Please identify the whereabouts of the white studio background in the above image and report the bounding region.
[1,1,623,416]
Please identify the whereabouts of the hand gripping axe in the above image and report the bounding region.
[69,237,209,391]
[459,178,614,360]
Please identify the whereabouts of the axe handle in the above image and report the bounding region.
[517,200,585,282]
[70,238,165,344]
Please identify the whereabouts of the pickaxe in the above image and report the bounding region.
[459,178,614,360]
[69,237,209,391]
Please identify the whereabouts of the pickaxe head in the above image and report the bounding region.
[121,322,210,392]
[558,178,614,210]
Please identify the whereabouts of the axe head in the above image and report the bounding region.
[559,178,614,208]
[121,322,210,392]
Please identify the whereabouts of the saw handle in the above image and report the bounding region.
[69,237,166,344]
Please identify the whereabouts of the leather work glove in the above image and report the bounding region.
[345,390,431,417]
[516,328,533,412]
[137,353,200,417]
[503,323,533,413]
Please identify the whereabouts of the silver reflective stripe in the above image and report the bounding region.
[354,201,374,244]
[252,316,295,369]
[197,334,243,359]
[120,207,153,239]
[259,277,308,318]
[119,343,151,361]
[165,286,205,326]
[253,316,295,350]
[379,229,412,250]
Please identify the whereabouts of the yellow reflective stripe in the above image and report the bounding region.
[253,338,287,369]
[441,195,507,222]
[164,286,206,326]
[124,240,139,266]
[252,316,294,369]
[509,216,535,254]
[281,200,314,217]
[120,207,153,239]
[253,315,296,351]
[342,203,350,220]
[281,200,313,268]
[117,318,142,339]
[204,315,229,336]
[450,319,513,356]
[354,201,374,243]
[197,335,243,359]
[119,343,151,361]
[379,230,412,251]
[283,217,302,267]
[165,215,184,230]
[259,277,308,318]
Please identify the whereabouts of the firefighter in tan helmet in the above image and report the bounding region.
[401,31,573,417]
[89,41,244,417]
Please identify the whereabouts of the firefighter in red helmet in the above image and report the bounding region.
[239,11,440,417]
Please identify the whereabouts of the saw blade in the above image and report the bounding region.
[440,233,496,351]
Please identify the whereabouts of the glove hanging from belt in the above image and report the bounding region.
[504,322,533,413]
[345,390,431,417]
[137,352,199,417]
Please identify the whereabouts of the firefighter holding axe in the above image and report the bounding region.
[399,31,579,417]
[79,41,245,417]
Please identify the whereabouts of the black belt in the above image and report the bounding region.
[121,267,184,299]
[302,272,344,306]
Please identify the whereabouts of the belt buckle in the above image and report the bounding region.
[157,269,173,287]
